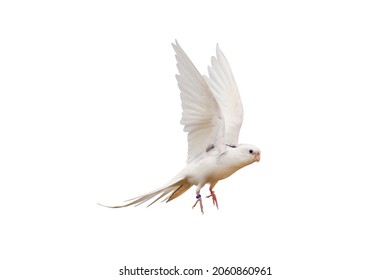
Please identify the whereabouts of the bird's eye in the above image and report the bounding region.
[249,149,253,154]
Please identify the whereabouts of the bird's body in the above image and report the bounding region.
[185,144,259,185]
[100,41,261,213]
[175,144,255,186]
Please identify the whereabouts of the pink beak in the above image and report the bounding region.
[255,152,260,162]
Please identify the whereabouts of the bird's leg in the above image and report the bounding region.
[206,191,219,209]
[192,184,204,214]
[206,182,219,209]
[192,192,203,214]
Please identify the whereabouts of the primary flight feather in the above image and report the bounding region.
[100,40,261,213]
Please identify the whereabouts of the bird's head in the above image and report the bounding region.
[236,144,261,165]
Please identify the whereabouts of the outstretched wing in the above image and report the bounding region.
[173,41,225,163]
[204,45,243,147]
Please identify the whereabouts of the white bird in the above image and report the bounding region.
[101,41,261,213]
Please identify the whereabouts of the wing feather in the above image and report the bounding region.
[204,44,243,146]
[173,41,225,163]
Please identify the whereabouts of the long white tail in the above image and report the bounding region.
[98,178,192,208]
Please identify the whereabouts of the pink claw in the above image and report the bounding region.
[206,191,219,209]
[192,195,204,214]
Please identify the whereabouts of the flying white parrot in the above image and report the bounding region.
[100,41,261,213]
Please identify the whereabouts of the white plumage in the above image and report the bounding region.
[100,40,261,213]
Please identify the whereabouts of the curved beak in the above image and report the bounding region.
[255,152,260,162]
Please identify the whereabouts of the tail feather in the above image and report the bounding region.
[166,184,193,202]
[146,187,176,207]
[98,178,192,209]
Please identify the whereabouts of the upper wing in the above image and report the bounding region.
[172,41,225,163]
[203,45,243,147]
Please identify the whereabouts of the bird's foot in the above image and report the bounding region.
[206,191,219,209]
[192,194,204,214]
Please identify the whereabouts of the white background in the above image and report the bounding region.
[1,1,389,279]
